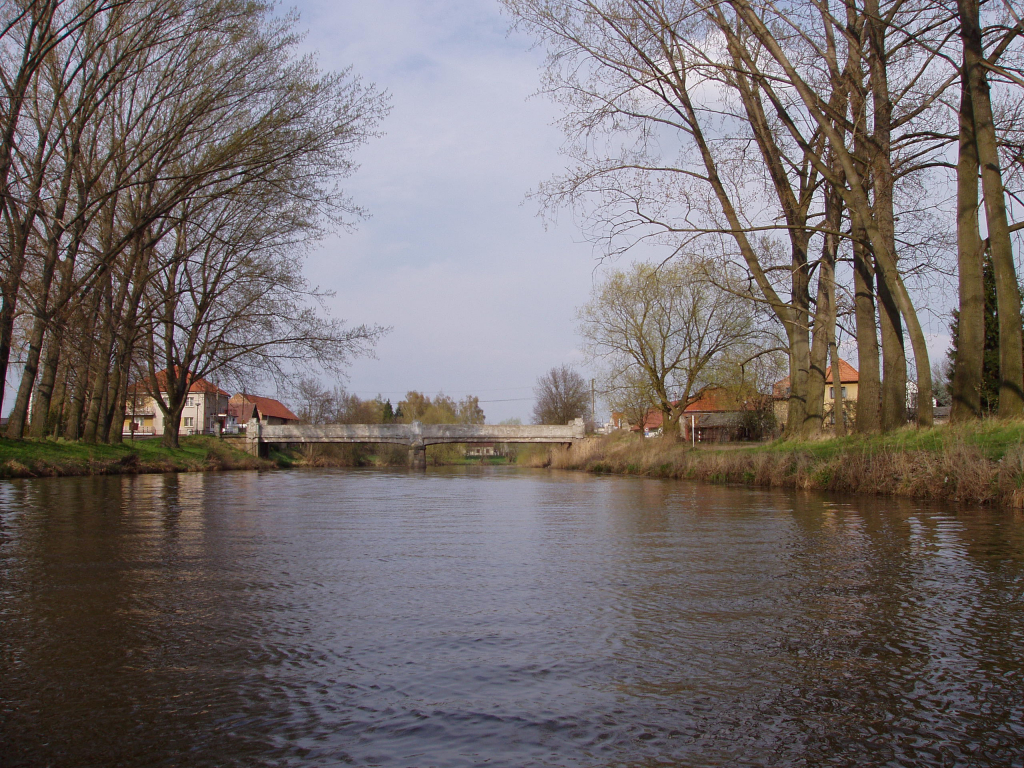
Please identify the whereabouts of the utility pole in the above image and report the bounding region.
[591,378,596,430]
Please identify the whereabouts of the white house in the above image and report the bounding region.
[123,369,230,437]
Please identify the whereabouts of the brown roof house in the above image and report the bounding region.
[631,388,759,442]
[773,359,859,431]
[228,394,300,433]
[123,369,230,437]
[680,389,751,443]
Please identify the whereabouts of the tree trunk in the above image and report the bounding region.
[845,19,881,434]
[0,231,32,416]
[853,239,881,432]
[803,282,829,439]
[785,320,811,439]
[29,336,61,438]
[64,370,90,441]
[830,344,846,437]
[951,75,985,421]
[82,281,114,443]
[160,402,186,449]
[959,0,1023,417]
[5,313,49,438]
[46,353,69,438]
[64,293,101,440]
[866,0,907,430]
[877,267,907,429]
[821,177,845,437]
[101,361,123,444]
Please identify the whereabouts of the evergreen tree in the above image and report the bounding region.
[948,251,1021,413]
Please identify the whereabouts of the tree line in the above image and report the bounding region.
[0,0,388,447]
[505,0,1024,438]
[291,379,488,464]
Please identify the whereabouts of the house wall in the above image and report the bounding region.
[123,391,228,436]
[826,382,859,404]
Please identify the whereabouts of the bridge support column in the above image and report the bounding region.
[409,443,426,470]
[246,418,263,457]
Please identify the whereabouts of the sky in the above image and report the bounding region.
[0,0,958,421]
[286,0,958,422]
[285,0,619,423]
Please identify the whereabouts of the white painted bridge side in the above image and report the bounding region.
[246,418,586,468]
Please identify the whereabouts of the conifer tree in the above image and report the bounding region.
[948,253,1022,414]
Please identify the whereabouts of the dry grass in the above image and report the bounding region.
[535,426,1024,508]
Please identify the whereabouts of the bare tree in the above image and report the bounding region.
[0,0,389,445]
[578,260,764,438]
[533,365,589,425]
[603,365,658,434]
[505,0,964,435]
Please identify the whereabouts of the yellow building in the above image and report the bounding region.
[123,369,230,437]
[773,359,859,430]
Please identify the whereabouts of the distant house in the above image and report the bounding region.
[123,369,230,437]
[680,389,749,443]
[631,408,666,437]
[607,413,629,431]
[228,393,300,431]
[631,388,755,442]
[773,359,859,429]
[465,443,499,458]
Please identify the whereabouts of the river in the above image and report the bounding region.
[1,468,1023,767]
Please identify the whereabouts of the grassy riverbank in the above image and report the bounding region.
[523,421,1024,508]
[0,435,272,479]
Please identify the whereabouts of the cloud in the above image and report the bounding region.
[288,0,613,421]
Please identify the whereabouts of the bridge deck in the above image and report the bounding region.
[255,420,585,446]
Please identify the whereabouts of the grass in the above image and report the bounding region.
[0,435,273,479]
[517,420,1024,508]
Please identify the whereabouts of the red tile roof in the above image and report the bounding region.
[683,388,742,413]
[230,394,298,422]
[631,388,759,431]
[773,359,859,397]
[826,359,859,384]
[132,367,229,397]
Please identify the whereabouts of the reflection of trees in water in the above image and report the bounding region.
[603,486,1024,765]
[0,474,289,766]
[762,496,1024,765]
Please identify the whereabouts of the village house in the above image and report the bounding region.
[680,389,750,443]
[123,370,231,437]
[630,388,759,443]
[465,442,500,458]
[228,393,300,432]
[773,359,859,430]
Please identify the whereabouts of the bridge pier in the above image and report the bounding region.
[246,418,264,457]
[409,443,426,470]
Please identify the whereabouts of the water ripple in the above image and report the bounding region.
[1,469,1023,766]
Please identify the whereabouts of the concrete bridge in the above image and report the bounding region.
[246,418,586,468]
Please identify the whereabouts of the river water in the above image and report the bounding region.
[1,468,1023,767]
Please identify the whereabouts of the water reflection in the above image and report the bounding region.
[1,469,1023,766]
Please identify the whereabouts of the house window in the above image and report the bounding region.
[183,417,194,427]
[186,396,194,406]
[829,387,848,399]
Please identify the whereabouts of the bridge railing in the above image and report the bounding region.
[253,419,586,446]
